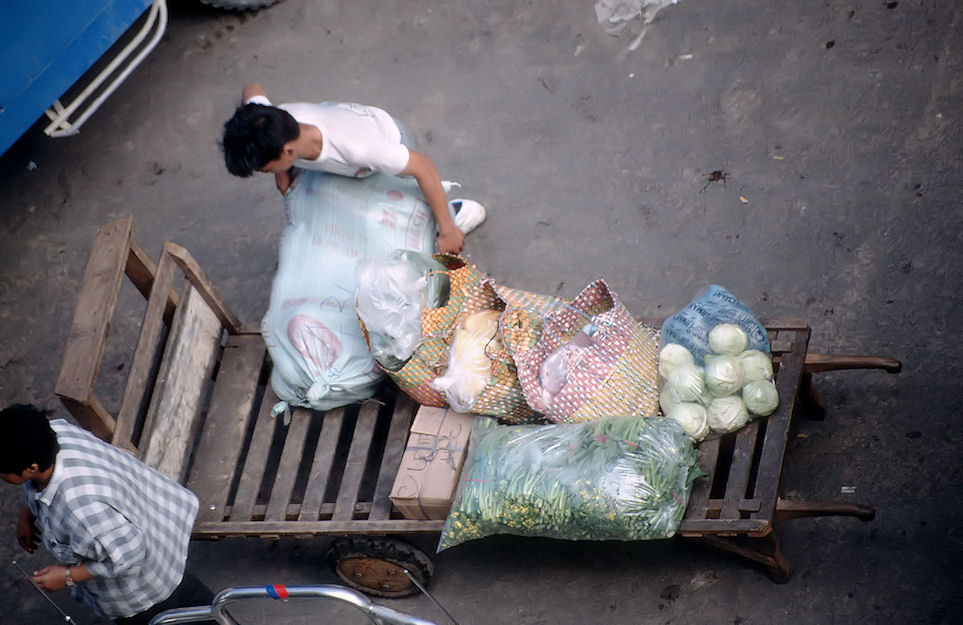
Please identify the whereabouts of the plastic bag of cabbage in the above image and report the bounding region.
[659,323,779,441]
[438,415,703,550]
[660,284,770,366]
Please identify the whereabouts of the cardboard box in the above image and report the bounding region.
[389,406,476,520]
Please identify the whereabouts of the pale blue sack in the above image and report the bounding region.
[261,171,438,414]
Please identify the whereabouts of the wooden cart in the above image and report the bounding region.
[54,217,901,596]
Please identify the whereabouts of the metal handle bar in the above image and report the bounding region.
[149,584,439,625]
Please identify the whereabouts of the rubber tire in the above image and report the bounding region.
[198,0,282,10]
[325,537,434,598]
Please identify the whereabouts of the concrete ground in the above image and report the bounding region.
[1,0,960,623]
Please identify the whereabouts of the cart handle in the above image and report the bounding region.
[149,585,439,625]
[803,353,902,374]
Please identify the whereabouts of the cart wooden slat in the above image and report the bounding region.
[55,217,898,582]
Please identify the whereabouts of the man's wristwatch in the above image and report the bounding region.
[64,566,74,588]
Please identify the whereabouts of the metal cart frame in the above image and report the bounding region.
[149,585,439,625]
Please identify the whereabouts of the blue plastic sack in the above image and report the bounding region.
[261,171,438,413]
[660,285,769,366]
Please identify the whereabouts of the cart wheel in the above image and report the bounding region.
[325,537,434,598]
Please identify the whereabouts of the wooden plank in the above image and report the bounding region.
[230,389,282,522]
[685,436,720,520]
[56,218,133,406]
[113,250,179,449]
[721,421,760,519]
[193,519,446,537]
[298,408,347,522]
[683,533,783,570]
[370,394,417,520]
[332,402,380,521]
[757,318,809,332]
[58,395,118,444]
[750,328,809,522]
[769,339,793,354]
[677,517,770,535]
[139,284,223,481]
[264,408,314,522]
[228,501,365,521]
[125,238,157,300]
[188,335,266,523]
[165,242,242,333]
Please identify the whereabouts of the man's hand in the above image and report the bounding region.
[400,151,466,253]
[16,504,39,553]
[31,566,68,592]
[437,226,465,254]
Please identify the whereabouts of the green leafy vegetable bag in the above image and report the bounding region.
[438,415,704,550]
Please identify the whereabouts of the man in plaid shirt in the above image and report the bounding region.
[1,404,213,624]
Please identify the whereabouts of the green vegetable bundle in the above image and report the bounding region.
[438,415,703,550]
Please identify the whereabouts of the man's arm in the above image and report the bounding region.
[240,82,292,194]
[401,151,464,254]
[32,563,93,592]
[16,503,38,553]
[241,82,268,104]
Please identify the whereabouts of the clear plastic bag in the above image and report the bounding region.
[534,325,597,411]
[438,415,703,550]
[356,250,449,371]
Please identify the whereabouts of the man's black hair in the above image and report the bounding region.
[221,103,301,177]
[0,404,58,475]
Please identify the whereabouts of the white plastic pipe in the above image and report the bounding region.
[44,0,168,137]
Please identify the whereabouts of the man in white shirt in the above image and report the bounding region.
[221,82,484,254]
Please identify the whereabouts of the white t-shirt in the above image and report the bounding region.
[247,95,410,177]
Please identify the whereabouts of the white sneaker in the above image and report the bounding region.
[450,199,487,234]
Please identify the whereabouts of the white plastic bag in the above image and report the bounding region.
[356,250,447,370]
[430,310,503,412]
[534,326,597,411]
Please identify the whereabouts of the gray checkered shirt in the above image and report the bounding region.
[24,420,198,619]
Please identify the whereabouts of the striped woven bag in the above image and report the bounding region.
[500,279,661,424]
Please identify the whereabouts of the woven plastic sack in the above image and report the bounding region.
[438,415,703,550]
[362,259,557,424]
[660,284,770,366]
[501,279,661,423]
[262,171,437,413]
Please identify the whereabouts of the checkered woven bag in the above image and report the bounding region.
[361,256,553,423]
[500,279,661,424]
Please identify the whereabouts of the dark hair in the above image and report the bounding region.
[0,404,59,474]
[221,103,301,177]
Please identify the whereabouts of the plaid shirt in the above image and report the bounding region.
[24,420,198,619]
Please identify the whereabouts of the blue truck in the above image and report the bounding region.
[0,0,277,156]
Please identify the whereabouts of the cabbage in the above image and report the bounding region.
[659,343,695,382]
[666,363,706,402]
[704,355,745,397]
[696,386,715,407]
[739,349,773,383]
[742,379,779,416]
[659,387,679,415]
[707,395,750,433]
[708,323,748,355]
[666,402,709,441]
